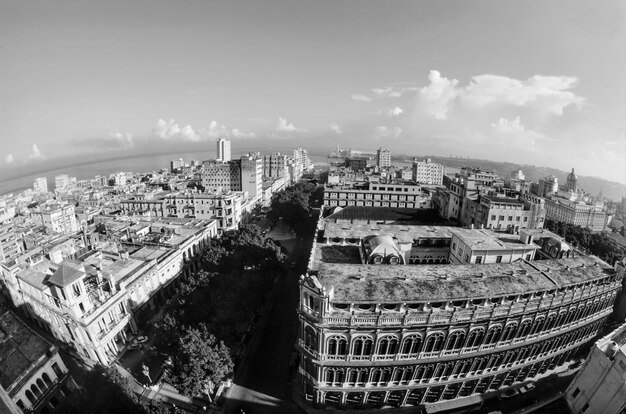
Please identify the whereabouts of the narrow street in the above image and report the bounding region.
[223,213,318,414]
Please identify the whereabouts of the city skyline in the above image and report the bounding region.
[1,0,624,184]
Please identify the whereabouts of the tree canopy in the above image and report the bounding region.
[164,323,233,397]
[267,181,317,231]
[545,219,625,265]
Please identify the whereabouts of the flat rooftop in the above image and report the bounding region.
[0,311,53,395]
[325,206,444,224]
[449,228,537,251]
[323,223,453,243]
[310,247,612,302]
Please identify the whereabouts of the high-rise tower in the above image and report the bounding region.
[216,138,231,162]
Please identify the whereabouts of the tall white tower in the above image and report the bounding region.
[216,138,231,162]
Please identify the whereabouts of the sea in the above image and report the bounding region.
[0,151,334,196]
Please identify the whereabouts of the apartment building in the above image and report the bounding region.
[412,158,445,185]
[376,148,391,169]
[33,177,48,194]
[0,218,217,365]
[33,204,79,235]
[324,182,430,209]
[296,216,624,409]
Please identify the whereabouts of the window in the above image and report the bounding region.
[465,254,469,262]
[526,254,531,260]
[572,388,580,398]
[524,217,528,222]
[508,216,513,221]
[452,242,456,251]
[499,215,504,221]
[475,256,482,264]
[516,216,520,221]
[496,256,502,263]
[491,215,496,221]
[582,403,589,412]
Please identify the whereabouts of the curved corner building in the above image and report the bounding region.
[297,222,625,409]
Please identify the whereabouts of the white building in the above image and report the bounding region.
[33,177,48,194]
[217,138,231,162]
[412,158,445,185]
[54,174,75,190]
[35,203,80,235]
[376,147,391,168]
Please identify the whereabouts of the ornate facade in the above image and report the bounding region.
[297,219,624,409]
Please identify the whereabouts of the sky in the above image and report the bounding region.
[1,0,625,184]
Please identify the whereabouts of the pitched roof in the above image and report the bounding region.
[48,261,85,287]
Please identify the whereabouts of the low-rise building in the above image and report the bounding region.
[0,310,74,413]
[324,182,430,209]
[545,197,607,232]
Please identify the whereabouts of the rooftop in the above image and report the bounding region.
[0,311,54,395]
[325,206,444,224]
[449,228,537,251]
[323,223,454,243]
[311,245,612,302]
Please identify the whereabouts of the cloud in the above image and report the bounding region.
[376,106,404,117]
[418,70,461,120]
[151,119,230,141]
[109,132,134,147]
[491,116,525,134]
[5,154,13,163]
[231,128,257,139]
[329,123,342,134]
[28,144,44,160]
[463,74,584,115]
[375,126,402,138]
[277,117,308,133]
[371,86,417,98]
[198,121,229,140]
[351,94,372,103]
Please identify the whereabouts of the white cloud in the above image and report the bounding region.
[151,119,230,141]
[329,123,342,134]
[277,117,308,133]
[463,74,584,115]
[109,132,134,147]
[491,116,525,134]
[5,154,13,163]
[231,128,257,139]
[351,94,372,103]
[198,121,229,140]
[375,126,402,138]
[376,106,404,117]
[419,70,461,120]
[371,86,417,98]
[28,144,44,160]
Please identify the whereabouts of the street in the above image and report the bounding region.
[223,213,318,414]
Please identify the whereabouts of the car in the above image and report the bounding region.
[519,383,536,394]
[135,335,149,344]
[128,343,141,350]
[498,388,519,400]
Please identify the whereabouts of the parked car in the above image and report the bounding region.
[519,383,536,394]
[128,343,141,350]
[135,335,149,344]
[498,388,519,400]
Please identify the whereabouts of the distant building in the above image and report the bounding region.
[324,182,430,209]
[170,158,184,173]
[216,137,231,162]
[240,154,263,203]
[0,310,74,413]
[34,203,79,235]
[201,160,242,193]
[544,197,607,232]
[263,153,288,180]
[345,158,368,172]
[412,158,445,185]
[459,167,497,187]
[376,148,391,168]
[33,177,48,194]
[537,176,559,198]
[54,174,75,190]
[564,168,578,192]
[0,215,20,262]
[460,194,546,231]
[565,310,626,414]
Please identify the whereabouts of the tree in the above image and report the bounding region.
[165,323,233,397]
[267,182,316,231]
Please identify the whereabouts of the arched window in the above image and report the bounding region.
[36,378,46,391]
[424,333,445,353]
[466,329,485,348]
[445,330,466,351]
[485,325,502,344]
[378,336,398,355]
[325,368,344,384]
[544,314,557,331]
[401,335,422,354]
[517,319,532,338]
[30,383,41,398]
[501,323,518,341]
[25,390,36,404]
[42,373,52,386]
[304,326,318,350]
[327,336,347,356]
[353,337,374,356]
